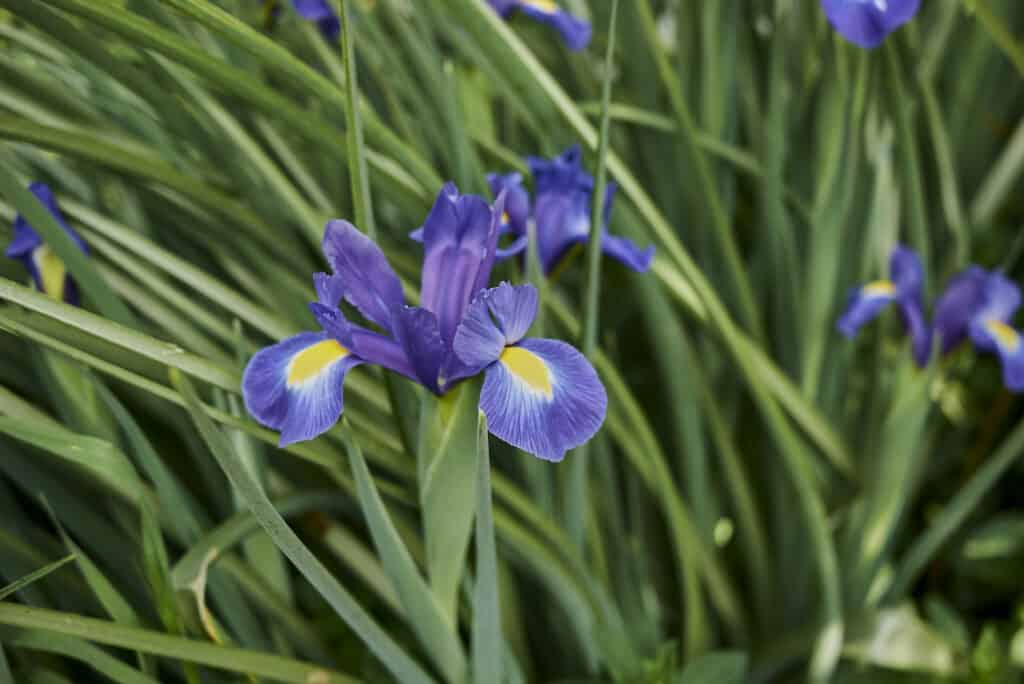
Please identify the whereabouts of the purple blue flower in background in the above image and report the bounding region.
[4,182,88,306]
[243,183,607,460]
[820,0,921,49]
[264,0,339,40]
[837,245,931,366]
[488,0,591,51]
[469,146,654,275]
[933,267,1024,391]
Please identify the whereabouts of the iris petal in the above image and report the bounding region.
[821,0,920,49]
[242,331,361,446]
[516,2,592,51]
[322,220,406,334]
[836,281,896,338]
[480,338,606,461]
[973,321,1024,391]
[419,184,503,344]
[484,281,538,344]
[392,306,447,392]
[932,266,987,354]
[290,0,340,39]
[452,294,507,371]
[602,234,655,273]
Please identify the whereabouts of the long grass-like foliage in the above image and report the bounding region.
[1,1,1024,682]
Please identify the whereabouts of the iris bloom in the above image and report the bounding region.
[488,0,591,51]
[4,182,87,305]
[932,267,1024,391]
[820,0,921,49]
[486,146,655,275]
[264,0,340,40]
[243,184,607,460]
[837,245,930,366]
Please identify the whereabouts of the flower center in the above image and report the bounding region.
[287,340,349,386]
[500,346,553,398]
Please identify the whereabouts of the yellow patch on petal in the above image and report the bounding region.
[287,340,349,386]
[501,211,511,226]
[986,320,1021,352]
[862,280,896,298]
[522,0,558,13]
[500,346,553,399]
[33,245,66,301]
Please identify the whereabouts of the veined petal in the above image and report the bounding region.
[933,266,987,354]
[392,306,447,393]
[836,280,897,338]
[242,331,361,446]
[452,294,507,371]
[322,220,405,334]
[480,338,606,461]
[484,281,537,344]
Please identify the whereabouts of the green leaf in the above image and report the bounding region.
[170,369,436,684]
[472,412,501,684]
[417,378,483,626]
[678,651,748,684]
[0,603,359,684]
[0,555,75,602]
[343,424,466,684]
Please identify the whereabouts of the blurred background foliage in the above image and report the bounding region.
[0,0,1023,682]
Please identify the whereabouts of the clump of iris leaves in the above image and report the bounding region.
[1,1,1024,683]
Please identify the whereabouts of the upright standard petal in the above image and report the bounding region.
[419,184,503,344]
[487,172,530,259]
[290,0,340,40]
[322,220,406,334]
[242,331,361,446]
[480,338,606,461]
[932,266,987,354]
[820,0,921,49]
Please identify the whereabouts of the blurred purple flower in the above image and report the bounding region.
[820,0,920,49]
[4,182,88,305]
[487,0,591,51]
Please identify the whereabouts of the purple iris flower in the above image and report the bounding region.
[4,182,88,306]
[263,0,339,40]
[488,0,591,51]
[242,183,607,460]
[837,245,931,366]
[932,267,1024,391]
[820,0,921,49]
[489,146,654,275]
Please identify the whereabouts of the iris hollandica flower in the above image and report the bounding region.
[837,245,930,367]
[932,267,1024,391]
[263,0,340,40]
[488,0,591,51]
[4,182,88,305]
[243,183,607,460]
[486,146,655,275]
[820,0,920,49]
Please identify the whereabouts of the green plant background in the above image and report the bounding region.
[0,1,1023,682]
